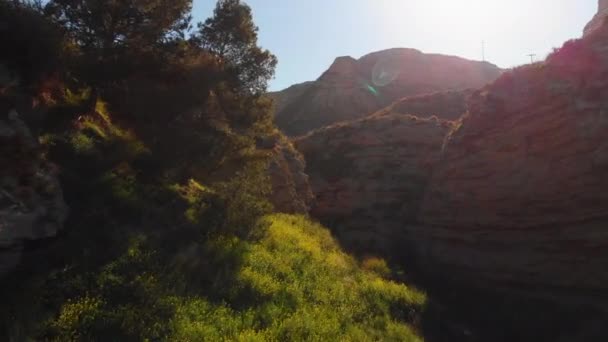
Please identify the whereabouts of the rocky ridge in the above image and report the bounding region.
[372,89,473,121]
[584,0,608,36]
[273,48,501,136]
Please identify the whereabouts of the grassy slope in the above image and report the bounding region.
[170,214,426,341]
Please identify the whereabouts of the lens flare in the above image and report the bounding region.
[372,55,401,87]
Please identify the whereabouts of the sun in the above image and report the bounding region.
[422,0,500,35]
[380,0,514,39]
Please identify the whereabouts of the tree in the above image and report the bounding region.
[0,0,64,86]
[44,0,193,85]
[192,0,277,95]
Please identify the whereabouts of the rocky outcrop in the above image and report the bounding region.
[408,25,608,306]
[373,89,472,121]
[264,134,313,214]
[273,48,501,136]
[0,109,68,276]
[584,0,608,36]
[269,81,314,115]
[296,114,453,252]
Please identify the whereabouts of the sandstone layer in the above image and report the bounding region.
[272,48,501,136]
[584,0,608,36]
[373,89,472,121]
[266,134,313,214]
[296,114,453,252]
[409,25,608,305]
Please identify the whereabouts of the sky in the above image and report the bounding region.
[192,0,598,91]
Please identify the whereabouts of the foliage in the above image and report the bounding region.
[0,1,428,341]
[361,257,392,278]
[42,236,178,341]
[214,159,274,237]
[20,214,426,341]
[0,0,64,86]
[192,0,277,95]
[44,0,192,86]
[171,215,426,341]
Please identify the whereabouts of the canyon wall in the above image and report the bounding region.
[266,135,313,214]
[408,26,608,305]
[296,114,453,252]
[298,24,608,308]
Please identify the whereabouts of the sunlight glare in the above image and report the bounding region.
[379,0,518,40]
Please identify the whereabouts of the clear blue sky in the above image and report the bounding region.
[193,0,597,91]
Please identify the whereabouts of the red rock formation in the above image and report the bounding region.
[296,114,453,252]
[273,48,501,136]
[266,134,313,214]
[411,25,608,305]
[373,89,473,121]
[584,0,608,36]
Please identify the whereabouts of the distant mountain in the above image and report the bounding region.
[271,48,502,136]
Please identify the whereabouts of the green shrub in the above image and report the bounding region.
[213,159,274,237]
[30,208,425,342]
[362,257,392,278]
[0,1,64,86]
[169,214,426,341]
[42,236,179,341]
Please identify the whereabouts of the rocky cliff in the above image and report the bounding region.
[265,134,313,214]
[0,108,68,276]
[407,24,608,306]
[584,0,608,36]
[296,114,453,252]
[297,22,608,310]
[269,81,314,115]
[273,48,501,136]
[373,89,473,121]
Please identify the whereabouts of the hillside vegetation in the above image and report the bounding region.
[0,0,426,340]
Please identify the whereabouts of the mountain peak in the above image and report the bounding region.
[273,48,502,136]
[585,0,608,35]
[319,56,358,81]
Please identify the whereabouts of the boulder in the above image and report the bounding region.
[0,109,68,276]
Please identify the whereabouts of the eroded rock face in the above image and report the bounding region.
[273,48,501,136]
[265,135,313,214]
[296,114,453,252]
[584,0,608,36]
[373,89,473,121]
[0,109,68,276]
[269,81,314,116]
[411,26,608,305]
